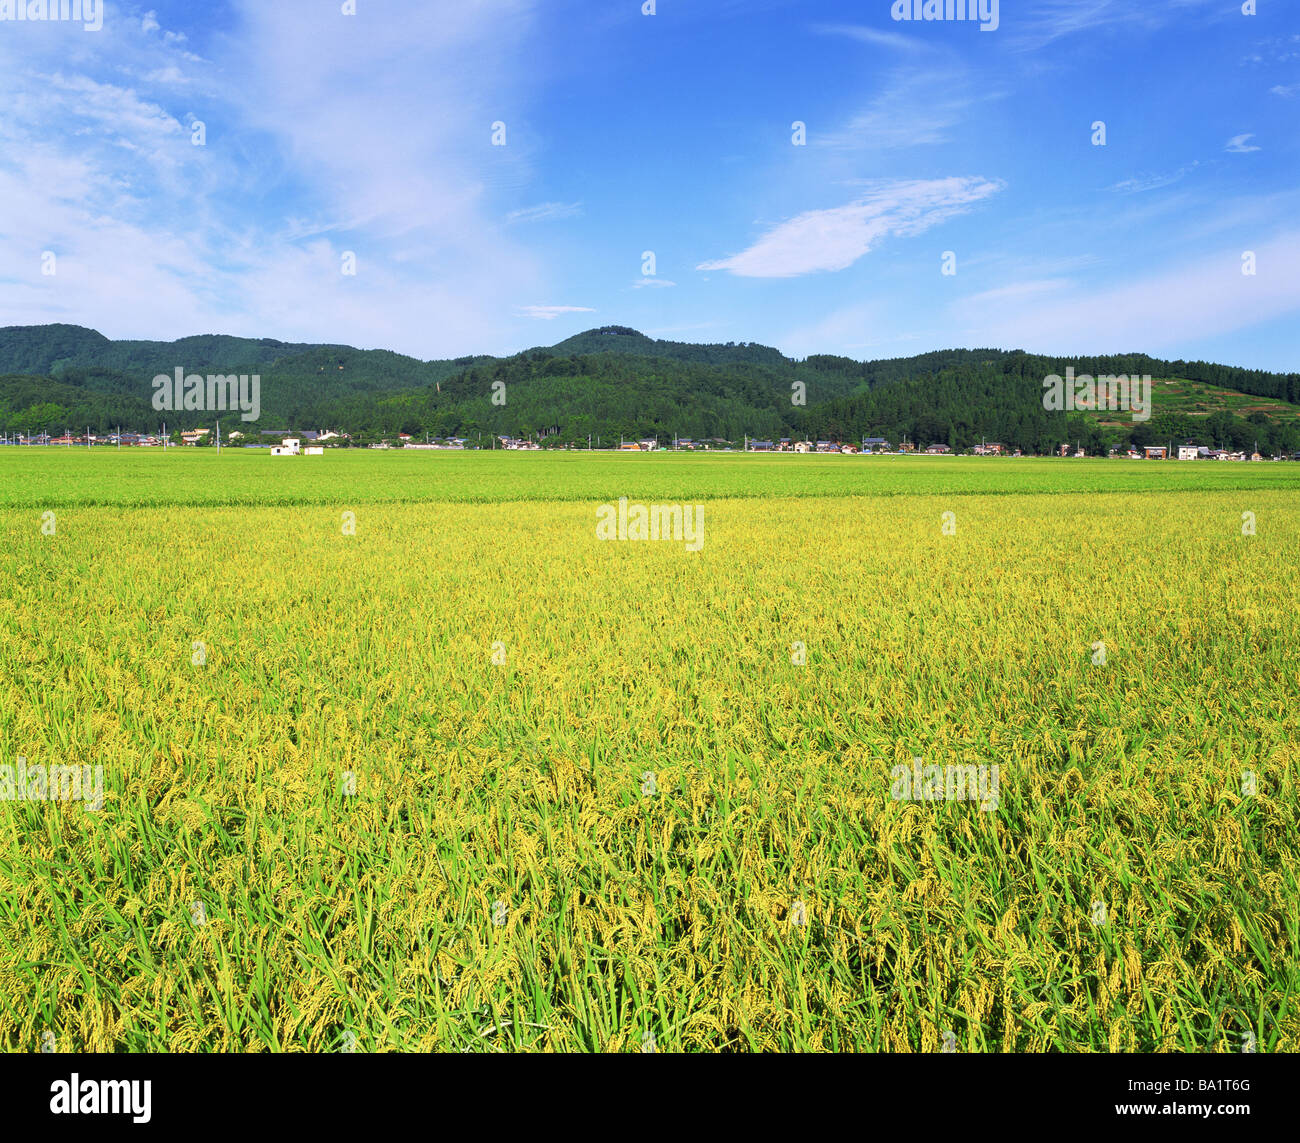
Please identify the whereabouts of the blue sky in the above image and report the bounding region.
[0,0,1296,369]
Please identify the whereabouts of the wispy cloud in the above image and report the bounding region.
[516,305,595,320]
[1271,84,1299,97]
[818,69,993,150]
[969,230,1300,353]
[1010,0,1223,52]
[697,177,1003,278]
[0,0,552,358]
[505,201,583,225]
[964,280,1072,305]
[811,24,930,53]
[1225,134,1261,153]
[1108,163,1199,193]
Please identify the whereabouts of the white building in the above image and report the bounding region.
[271,437,301,456]
[1177,445,1198,460]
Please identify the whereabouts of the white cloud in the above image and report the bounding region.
[505,201,583,224]
[1108,163,1198,194]
[697,177,1003,278]
[818,69,994,150]
[144,66,188,84]
[1010,0,1223,52]
[968,231,1300,354]
[0,0,555,359]
[963,280,1071,305]
[811,24,929,53]
[1225,134,1261,153]
[516,305,595,320]
[1271,85,1299,97]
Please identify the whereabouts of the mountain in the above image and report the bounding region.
[0,323,1297,455]
[544,325,789,367]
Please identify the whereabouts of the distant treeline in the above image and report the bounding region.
[1,324,1297,455]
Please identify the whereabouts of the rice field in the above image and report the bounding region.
[0,449,1296,1052]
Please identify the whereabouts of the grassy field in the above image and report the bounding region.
[1,450,1296,1052]
[4,447,1300,507]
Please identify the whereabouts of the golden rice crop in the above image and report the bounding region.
[0,455,1296,1052]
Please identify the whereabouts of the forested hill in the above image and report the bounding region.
[543,325,789,367]
[1,322,1297,454]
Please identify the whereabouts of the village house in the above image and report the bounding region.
[1144,445,1168,459]
[862,437,891,452]
[924,444,951,455]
